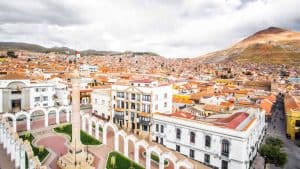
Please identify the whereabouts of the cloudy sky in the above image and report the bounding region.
[0,0,300,58]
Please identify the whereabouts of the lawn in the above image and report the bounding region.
[54,124,101,145]
[106,151,144,169]
[20,133,49,162]
[143,151,168,165]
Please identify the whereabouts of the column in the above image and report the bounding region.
[146,149,151,169]
[134,145,139,163]
[10,138,15,161]
[88,120,92,136]
[45,112,48,127]
[159,156,164,169]
[103,127,107,145]
[3,129,7,148]
[82,117,86,131]
[66,110,70,122]
[115,133,119,151]
[13,120,17,132]
[95,123,100,140]
[6,133,11,154]
[124,139,129,157]
[15,142,20,168]
[27,118,31,131]
[56,111,60,124]
[0,124,3,144]
[20,146,26,169]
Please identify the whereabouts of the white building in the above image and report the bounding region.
[0,78,56,113]
[79,64,98,73]
[152,108,266,169]
[91,87,111,119]
[111,79,172,136]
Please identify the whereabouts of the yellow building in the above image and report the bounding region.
[284,94,300,141]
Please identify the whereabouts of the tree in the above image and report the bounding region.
[7,51,17,58]
[259,137,287,169]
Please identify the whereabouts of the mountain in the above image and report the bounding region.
[0,42,159,56]
[196,27,300,65]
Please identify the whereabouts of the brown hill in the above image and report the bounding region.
[196,27,300,65]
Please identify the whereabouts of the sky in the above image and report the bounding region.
[0,0,300,58]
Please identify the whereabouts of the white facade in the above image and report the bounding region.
[0,79,56,112]
[152,108,266,169]
[91,88,111,118]
[111,80,172,135]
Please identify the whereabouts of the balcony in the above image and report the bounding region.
[139,118,151,126]
[114,113,124,120]
[115,107,125,112]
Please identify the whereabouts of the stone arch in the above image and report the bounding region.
[116,130,127,153]
[29,107,47,130]
[161,152,178,169]
[175,159,193,169]
[134,139,149,167]
[4,113,16,132]
[125,134,138,159]
[95,120,104,141]
[147,145,163,169]
[47,107,58,126]
[103,122,118,148]
[89,116,98,137]
[15,111,30,132]
[58,106,68,123]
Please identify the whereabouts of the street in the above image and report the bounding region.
[267,95,300,169]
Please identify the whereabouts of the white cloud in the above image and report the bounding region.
[0,0,299,57]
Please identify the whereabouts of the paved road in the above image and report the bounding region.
[0,144,15,169]
[267,95,300,169]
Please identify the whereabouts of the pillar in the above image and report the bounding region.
[27,117,31,131]
[82,117,86,132]
[3,129,7,148]
[56,111,60,124]
[115,133,119,151]
[15,142,20,168]
[124,139,129,157]
[0,124,3,144]
[6,133,11,154]
[66,111,70,122]
[95,123,100,140]
[88,120,92,136]
[159,157,164,169]
[103,127,107,145]
[146,149,151,169]
[134,145,139,163]
[20,146,26,169]
[13,119,17,132]
[10,139,15,161]
[45,112,48,127]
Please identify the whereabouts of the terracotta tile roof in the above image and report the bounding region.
[215,112,249,129]
[260,99,273,115]
[0,73,27,80]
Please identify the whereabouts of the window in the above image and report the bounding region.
[190,132,195,143]
[142,95,151,102]
[35,88,39,92]
[189,149,195,158]
[205,135,211,147]
[101,100,105,105]
[164,93,168,98]
[43,103,48,107]
[164,102,167,108]
[160,138,163,145]
[176,128,181,139]
[204,154,210,164]
[34,97,40,102]
[156,124,159,132]
[41,88,47,92]
[11,90,21,94]
[176,145,180,152]
[131,93,136,100]
[142,125,148,131]
[221,160,228,169]
[221,139,230,157]
[160,125,164,133]
[155,104,158,110]
[43,96,48,101]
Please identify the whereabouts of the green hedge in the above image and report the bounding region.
[20,133,49,162]
[143,152,168,165]
[106,151,144,169]
[54,124,101,145]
